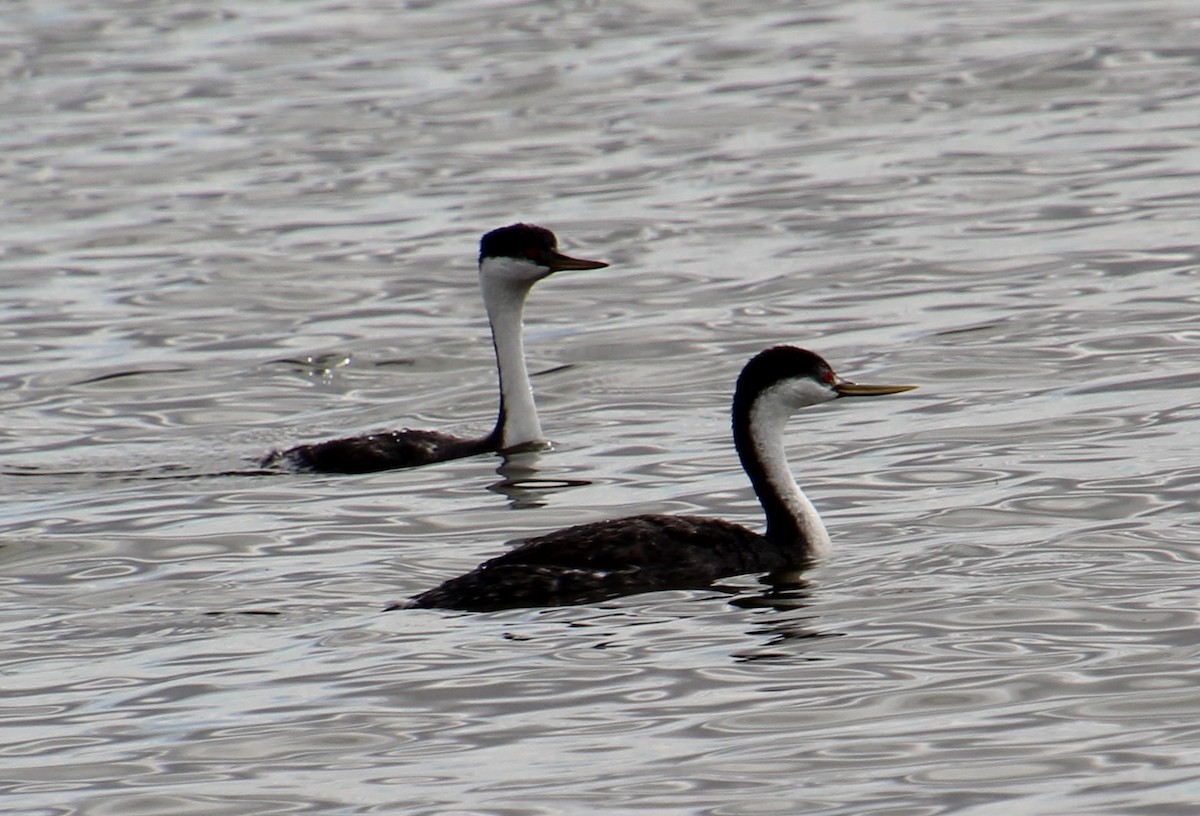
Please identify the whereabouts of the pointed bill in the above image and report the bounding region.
[834,381,918,397]
[546,250,608,272]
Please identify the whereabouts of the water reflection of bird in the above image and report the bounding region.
[395,346,915,611]
[263,224,608,474]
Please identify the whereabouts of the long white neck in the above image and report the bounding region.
[742,386,832,558]
[479,270,542,449]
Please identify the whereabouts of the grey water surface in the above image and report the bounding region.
[3,0,1200,814]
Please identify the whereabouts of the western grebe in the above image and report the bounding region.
[262,224,608,474]
[394,346,916,611]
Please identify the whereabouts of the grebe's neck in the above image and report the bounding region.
[480,270,542,449]
[733,383,832,558]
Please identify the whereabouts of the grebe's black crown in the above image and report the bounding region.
[479,223,559,264]
[736,346,834,399]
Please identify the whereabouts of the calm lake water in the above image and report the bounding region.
[3,0,1200,813]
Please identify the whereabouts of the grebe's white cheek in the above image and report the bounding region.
[783,378,839,409]
[479,255,550,287]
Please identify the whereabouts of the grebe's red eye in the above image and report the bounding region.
[821,366,837,385]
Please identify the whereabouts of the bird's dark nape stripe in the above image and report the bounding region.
[731,346,835,544]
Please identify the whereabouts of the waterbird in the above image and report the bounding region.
[394,346,916,611]
[262,224,608,474]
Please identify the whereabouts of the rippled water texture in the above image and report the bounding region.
[3,0,1200,813]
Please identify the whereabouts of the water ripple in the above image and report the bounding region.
[5,0,1200,814]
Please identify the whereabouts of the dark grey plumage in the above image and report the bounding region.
[395,514,794,612]
[264,428,498,475]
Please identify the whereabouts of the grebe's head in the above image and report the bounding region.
[478,223,608,287]
[737,346,917,414]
